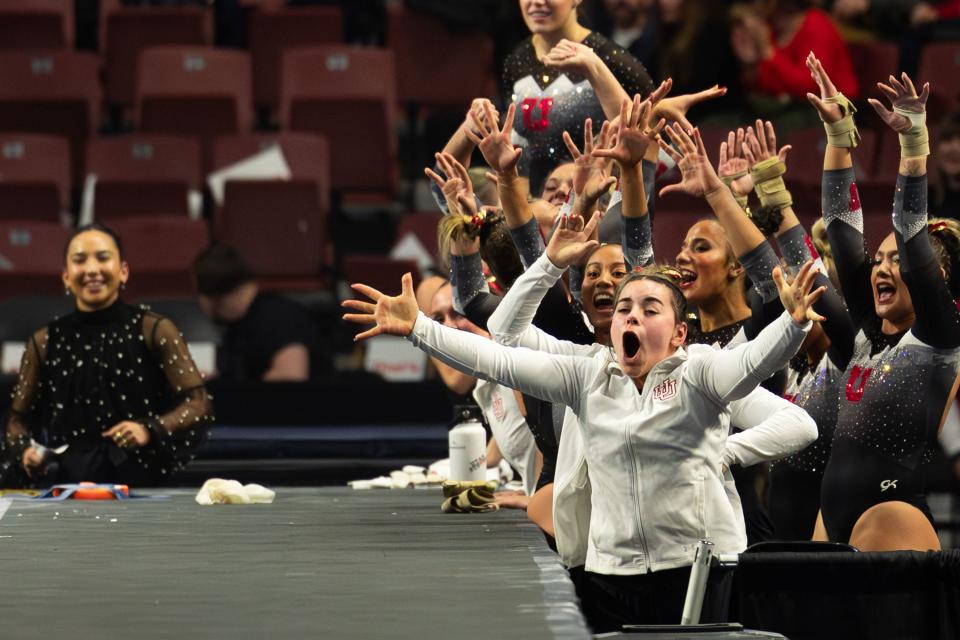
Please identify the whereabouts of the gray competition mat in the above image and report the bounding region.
[0,487,590,640]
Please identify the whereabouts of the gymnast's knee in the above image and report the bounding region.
[849,501,941,551]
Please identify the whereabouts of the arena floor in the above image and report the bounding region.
[0,487,589,640]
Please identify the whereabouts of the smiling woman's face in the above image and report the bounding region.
[62,230,128,312]
[581,244,629,336]
[675,220,741,307]
[519,0,580,35]
[610,278,686,384]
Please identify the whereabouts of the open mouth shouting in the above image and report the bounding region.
[676,268,698,291]
[622,330,641,362]
[875,281,896,305]
[593,290,615,315]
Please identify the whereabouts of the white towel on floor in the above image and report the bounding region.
[195,478,276,505]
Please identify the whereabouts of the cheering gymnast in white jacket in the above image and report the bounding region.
[342,201,823,631]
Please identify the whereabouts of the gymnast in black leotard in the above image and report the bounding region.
[808,53,960,550]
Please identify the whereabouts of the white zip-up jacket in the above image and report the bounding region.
[486,254,819,568]
[408,303,812,574]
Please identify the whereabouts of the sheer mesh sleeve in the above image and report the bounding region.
[143,314,214,435]
[2,328,47,482]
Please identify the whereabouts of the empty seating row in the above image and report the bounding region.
[0,210,434,302]
[0,131,330,220]
[0,46,399,194]
[0,4,496,112]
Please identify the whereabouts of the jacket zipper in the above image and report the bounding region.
[625,381,651,572]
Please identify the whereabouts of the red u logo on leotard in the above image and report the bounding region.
[521,97,554,132]
[845,366,872,402]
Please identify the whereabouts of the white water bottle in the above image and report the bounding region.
[448,420,486,482]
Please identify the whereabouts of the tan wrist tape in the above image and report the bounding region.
[721,170,749,210]
[751,157,792,208]
[822,93,860,148]
[894,107,929,157]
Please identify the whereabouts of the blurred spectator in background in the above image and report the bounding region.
[194,244,329,382]
[827,0,913,41]
[731,0,857,128]
[901,0,960,76]
[595,0,658,70]
[650,0,739,117]
[931,111,960,220]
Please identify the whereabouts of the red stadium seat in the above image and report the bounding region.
[0,51,101,184]
[649,207,709,264]
[215,180,328,287]
[136,46,253,170]
[249,6,342,115]
[919,42,960,111]
[0,221,70,299]
[103,6,211,108]
[395,212,441,262]
[342,255,420,298]
[111,217,209,299]
[848,41,899,93]
[0,133,70,221]
[211,132,330,214]
[784,126,878,185]
[280,46,397,195]
[0,0,72,50]
[85,134,202,221]
[387,5,495,107]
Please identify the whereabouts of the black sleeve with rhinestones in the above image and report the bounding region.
[823,167,877,332]
[508,217,545,269]
[585,32,655,99]
[451,252,490,317]
[1,329,46,484]
[777,224,855,369]
[894,174,960,348]
[739,240,780,304]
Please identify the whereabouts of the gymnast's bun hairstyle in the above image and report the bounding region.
[613,263,689,324]
[437,209,524,290]
[927,218,960,299]
[749,204,785,237]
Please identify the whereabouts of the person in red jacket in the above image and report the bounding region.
[731,0,859,101]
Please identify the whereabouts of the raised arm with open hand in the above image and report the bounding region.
[868,73,930,136]
[717,128,753,201]
[466,101,522,176]
[658,124,726,199]
[562,117,617,214]
[424,152,474,217]
[592,94,664,167]
[545,211,601,270]
[653,84,727,131]
[773,260,827,325]
[342,273,419,341]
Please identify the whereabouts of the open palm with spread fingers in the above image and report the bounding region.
[592,94,665,167]
[805,52,843,123]
[868,72,929,133]
[659,124,725,198]
[465,102,522,175]
[424,152,473,216]
[563,118,617,207]
[773,259,827,325]
[717,128,753,196]
[342,273,420,341]
[742,119,792,166]
[653,82,727,131]
[545,210,601,269]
